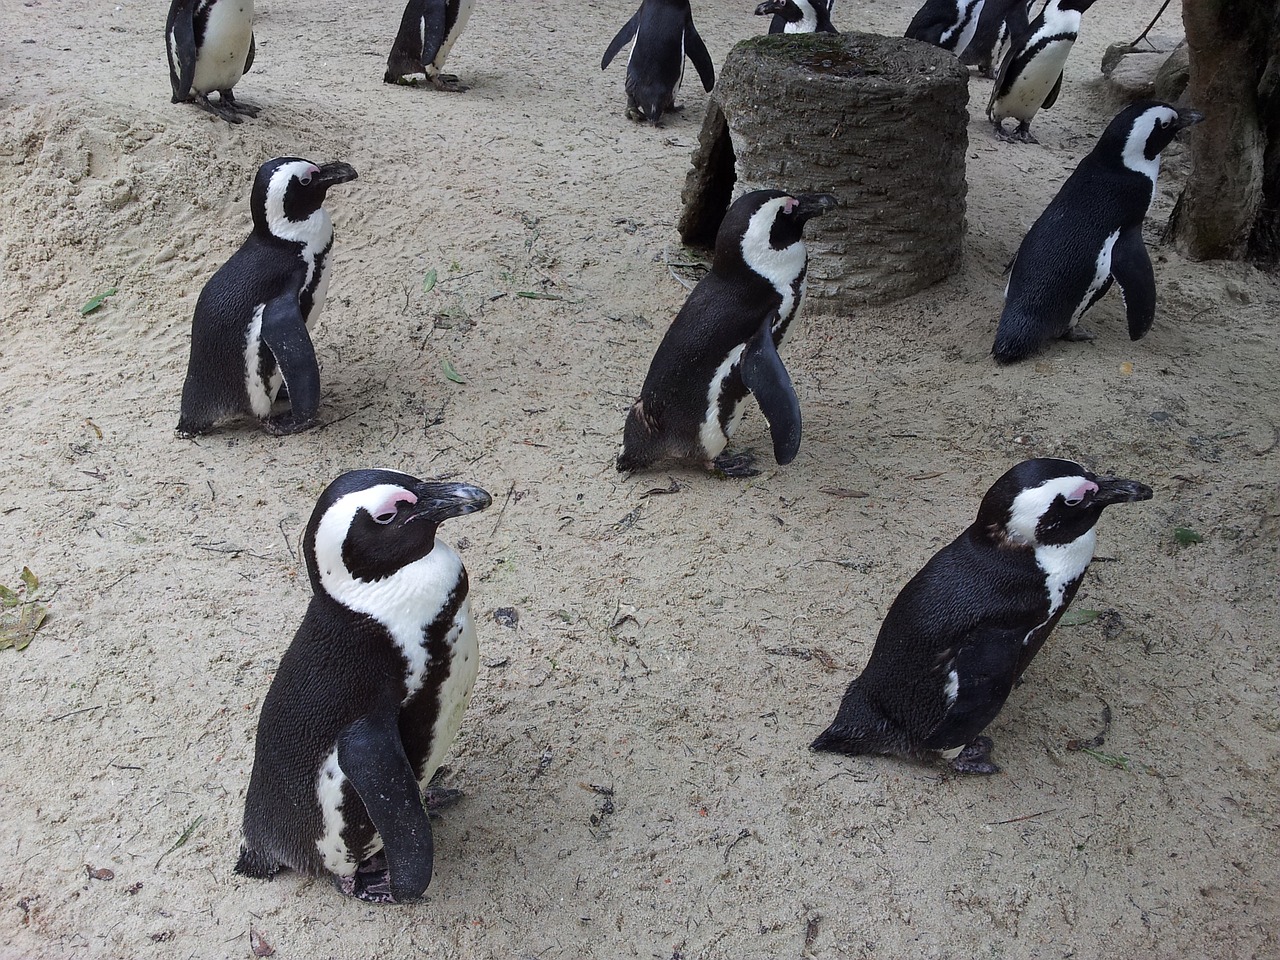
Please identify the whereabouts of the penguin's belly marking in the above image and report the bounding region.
[243,304,276,417]
[304,247,333,333]
[315,749,359,875]
[699,344,745,456]
[191,0,254,93]
[1023,532,1096,645]
[999,38,1074,120]
[430,0,476,74]
[416,605,480,787]
[1071,230,1119,325]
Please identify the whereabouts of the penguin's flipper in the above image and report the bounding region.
[258,293,320,434]
[1111,226,1156,341]
[336,712,435,903]
[987,41,1019,117]
[1042,70,1064,110]
[741,312,801,465]
[601,12,640,70]
[921,627,1023,756]
[684,21,716,92]
[419,0,449,68]
[243,32,255,75]
[165,0,196,102]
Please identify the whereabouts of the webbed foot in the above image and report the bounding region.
[335,852,400,903]
[711,451,759,479]
[430,74,469,92]
[1061,324,1095,342]
[948,736,999,775]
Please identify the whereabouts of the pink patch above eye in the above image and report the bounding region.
[783,197,798,214]
[1068,481,1099,502]
[372,490,417,520]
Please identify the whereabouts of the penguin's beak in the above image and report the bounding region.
[410,481,493,524]
[791,193,839,222]
[755,0,787,14]
[313,162,359,188]
[1091,476,1154,506]
[1172,108,1205,132]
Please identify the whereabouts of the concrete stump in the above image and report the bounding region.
[679,33,970,308]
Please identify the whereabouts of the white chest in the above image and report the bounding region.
[1028,531,1097,642]
[191,0,253,93]
[999,36,1075,120]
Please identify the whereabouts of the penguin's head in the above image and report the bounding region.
[304,469,491,595]
[251,157,359,242]
[978,458,1152,549]
[717,190,839,279]
[754,0,802,21]
[1102,101,1204,179]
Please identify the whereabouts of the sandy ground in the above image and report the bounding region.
[1,0,1278,957]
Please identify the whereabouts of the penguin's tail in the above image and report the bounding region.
[991,305,1045,365]
[810,723,879,756]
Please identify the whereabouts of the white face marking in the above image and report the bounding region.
[785,0,819,32]
[1121,106,1177,183]
[189,0,254,94]
[313,485,467,699]
[1006,474,1094,545]
[698,344,746,456]
[1071,229,1119,325]
[990,1,1082,123]
[739,197,809,323]
[264,161,335,295]
[315,748,362,874]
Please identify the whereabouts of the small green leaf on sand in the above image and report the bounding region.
[81,288,118,315]
[1174,526,1204,547]
[1059,609,1102,627]
[156,815,205,868]
[1080,748,1131,771]
[441,359,465,384]
[422,269,438,294]
[516,291,565,301]
[0,567,48,651]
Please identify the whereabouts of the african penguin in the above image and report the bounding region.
[177,157,358,438]
[994,101,1203,364]
[166,0,258,123]
[385,0,476,90]
[905,0,985,54]
[601,0,716,127]
[812,458,1152,774]
[986,0,1098,143]
[959,0,1033,76]
[617,190,838,476]
[755,0,837,34]
[236,469,492,902]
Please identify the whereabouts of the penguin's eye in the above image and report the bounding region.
[1159,118,1170,129]
[1063,494,1084,506]
[299,174,313,186]
[372,508,397,524]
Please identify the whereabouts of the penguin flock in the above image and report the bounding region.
[155,0,1201,904]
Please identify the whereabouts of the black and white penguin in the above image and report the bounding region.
[905,0,985,54]
[812,458,1152,774]
[755,0,837,34]
[384,0,476,90]
[993,101,1203,364]
[986,0,1098,143]
[236,469,492,902]
[165,0,258,123]
[959,0,1032,77]
[177,157,358,438]
[601,0,716,127]
[617,190,837,476]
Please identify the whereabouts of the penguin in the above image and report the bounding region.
[236,469,492,902]
[812,458,1152,774]
[385,0,476,90]
[959,0,1032,77]
[617,189,837,476]
[986,0,1099,143]
[993,101,1203,364]
[165,0,258,123]
[177,157,358,438]
[601,0,716,127]
[905,0,985,54]
[755,0,837,34]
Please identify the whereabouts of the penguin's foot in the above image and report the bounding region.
[423,786,464,817]
[430,74,469,92]
[1013,122,1038,144]
[194,94,245,124]
[625,105,647,123]
[219,91,260,117]
[948,736,999,775]
[335,852,398,904]
[1061,324,1095,342]
[711,451,759,479]
[262,414,319,436]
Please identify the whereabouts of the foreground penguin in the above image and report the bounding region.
[813,458,1152,774]
[755,0,837,34]
[385,0,475,90]
[177,157,358,437]
[601,0,715,126]
[986,0,1098,143]
[617,190,837,476]
[904,0,984,54]
[994,101,1203,364]
[236,469,492,902]
[165,0,258,123]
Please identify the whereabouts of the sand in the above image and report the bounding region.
[1,0,1277,957]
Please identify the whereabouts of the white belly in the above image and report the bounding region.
[996,38,1073,121]
[191,0,254,94]
[428,0,475,74]
[417,605,480,787]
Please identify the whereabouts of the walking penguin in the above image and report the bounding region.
[385,0,476,90]
[601,0,716,126]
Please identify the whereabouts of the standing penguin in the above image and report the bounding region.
[617,190,837,476]
[755,0,837,34]
[905,0,985,54]
[166,0,258,122]
[601,0,716,126]
[986,0,1098,143]
[385,0,476,90]
[993,100,1203,363]
[177,157,358,438]
[236,469,492,902]
[812,458,1152,774]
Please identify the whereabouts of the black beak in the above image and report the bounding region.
[755,0,787,14]
[410,481,492,524]
[1172,108,1204,132]
[314,161,359,188]
[792,193,839,222]
[1092,476,1154,506]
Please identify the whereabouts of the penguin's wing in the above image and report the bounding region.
[244,32,256,75]
[1042,69,1064,110]
[740,311,801,465]
[337,711,434,902]
[905,3,950,45]
[601,10,640,70]
[419,0,449,66]
[165,0,196,102]
[920,626,1023,752]
[259,292,320,423]
[1111,226,1156,340]
[768,15,786,34]
[683,20,716,92]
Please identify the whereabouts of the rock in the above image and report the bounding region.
[1106,51,1164,99]
[1154,41,1191,103]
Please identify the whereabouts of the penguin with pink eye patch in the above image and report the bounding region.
[237,469,491,902]
[812,458,1152,774]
